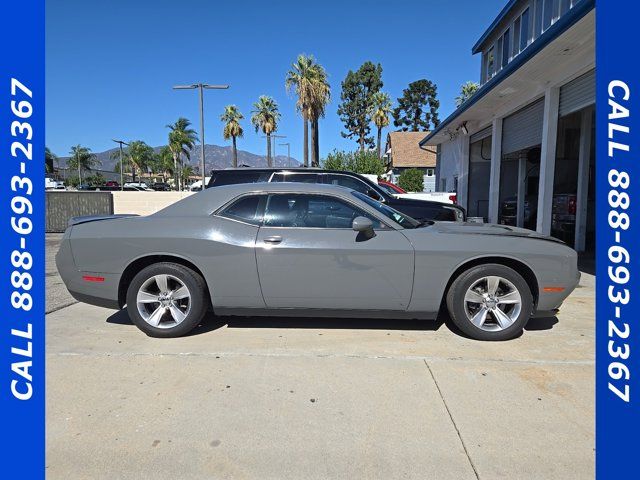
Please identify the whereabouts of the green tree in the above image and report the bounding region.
[126,141,155,182]
[393,79,440,131]
[151,146,175,183]
[220,105,244,168]
[370,92,392,158]
[455,81,480,107]
[167,118,198,191]
[251,95,280,167]
[45,147,57,174]
[321,150,385,176]
[398,168,424,192]
[337,61,383,151]
[286,54,332,167]
[67,145,100,186]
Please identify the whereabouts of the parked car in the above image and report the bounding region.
[45,177,65,190]
[377,179,406,195]
[500,195,537,230]
[124,181,149,189]
[56,182,579,341]
[105,181,119,187]
[206,168,465,222]
[150,182,172,191]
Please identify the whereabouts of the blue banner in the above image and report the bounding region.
[0,0,45,477]
[596,0,640,477]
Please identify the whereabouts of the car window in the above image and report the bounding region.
[351,191,423,229]
[209,171,269,187]
[270,172,319,184]
[326,174,384,201]
[377,183,397,195]
[263,194,384,229]
[218,195,263,225]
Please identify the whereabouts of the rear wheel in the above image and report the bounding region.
[446,264,533,341]
[126,262,208,338]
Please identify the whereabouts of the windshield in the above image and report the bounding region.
[352,191,423,229]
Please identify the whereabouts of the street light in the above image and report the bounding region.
[112,139,129,190]
[173,83,229,190]
[279,143,291,167]
[262,134,286,166]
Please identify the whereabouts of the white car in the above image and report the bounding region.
[124,182,149,189]
[45,177,65,190]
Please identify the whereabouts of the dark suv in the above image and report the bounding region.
[207,168,465,222]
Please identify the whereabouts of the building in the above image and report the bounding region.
[421,0,594,253]
[384,131,437,191]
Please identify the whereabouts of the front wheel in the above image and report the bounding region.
[446,264,533,341]
[126,262,208,338]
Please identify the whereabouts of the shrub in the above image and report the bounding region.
[398,168,424,192]
[321,149,386,176]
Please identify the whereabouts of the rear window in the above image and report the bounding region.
[208,171,270,187]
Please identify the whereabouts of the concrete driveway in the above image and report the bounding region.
[46,235,594,480]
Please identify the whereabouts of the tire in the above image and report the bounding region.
[126,262,208,338]
[446,263,533,341]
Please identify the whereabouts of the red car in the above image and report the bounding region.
[105,181,119,187]
[377,179,406,195]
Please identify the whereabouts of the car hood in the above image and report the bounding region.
[424,222,565,244]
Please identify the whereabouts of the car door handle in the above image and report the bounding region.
[263,236,283,244]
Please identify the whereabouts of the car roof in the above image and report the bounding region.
[210,167,373,176]
[154,182,362,217]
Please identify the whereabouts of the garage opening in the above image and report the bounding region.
[467,128,492,221]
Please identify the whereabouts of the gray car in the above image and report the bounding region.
[56,182,580,341]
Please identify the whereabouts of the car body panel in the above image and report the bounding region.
[256,226,414,309]
[56,182,579,320]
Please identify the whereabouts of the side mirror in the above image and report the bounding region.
[352,216,375,240]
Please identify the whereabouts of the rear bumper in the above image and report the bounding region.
[55,232,121,310]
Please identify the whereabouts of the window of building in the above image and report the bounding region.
[486,46,495,79]
[543,0,554,30]
[561,0,571,15]
[534,0,543,39]
[496,36,503,73]
[520,7,530,51]
[513,16,521,56]
[502,28,510,68]
[426,168,435,176]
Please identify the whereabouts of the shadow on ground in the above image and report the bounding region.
[106,308,559,339]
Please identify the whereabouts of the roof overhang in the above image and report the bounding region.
[421,0,594,146]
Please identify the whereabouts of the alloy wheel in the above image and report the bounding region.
[136,274,192,329]
[463,275,522,332]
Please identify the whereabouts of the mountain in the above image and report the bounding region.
[59,144,300,172]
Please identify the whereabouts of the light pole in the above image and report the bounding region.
[112,139,129,190]
[262,134,286,166]
[173,83,229,190]
[279,143,291,167]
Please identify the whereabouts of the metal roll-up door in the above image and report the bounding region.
[559,69,595,116]
[502,98,544,154]
[470,126,492,144]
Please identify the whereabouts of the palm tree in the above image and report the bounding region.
[153,146,174,183]
[455,81,480,107]
[167,118,198,190]
[251,96,280,167]
[370,92,392,158]
[220,105,244,167]
[286,54,331,167]
[126,141,155,182]
[68,145,99,186]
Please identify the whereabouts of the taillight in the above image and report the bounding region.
[568,197,576,215]
[449,194,457,204]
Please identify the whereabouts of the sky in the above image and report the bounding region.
[46,0,506,160]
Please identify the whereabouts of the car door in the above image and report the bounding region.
[255,192,414,310]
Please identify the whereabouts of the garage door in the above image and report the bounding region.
[559,69,595,116]
[502,98,544,155]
